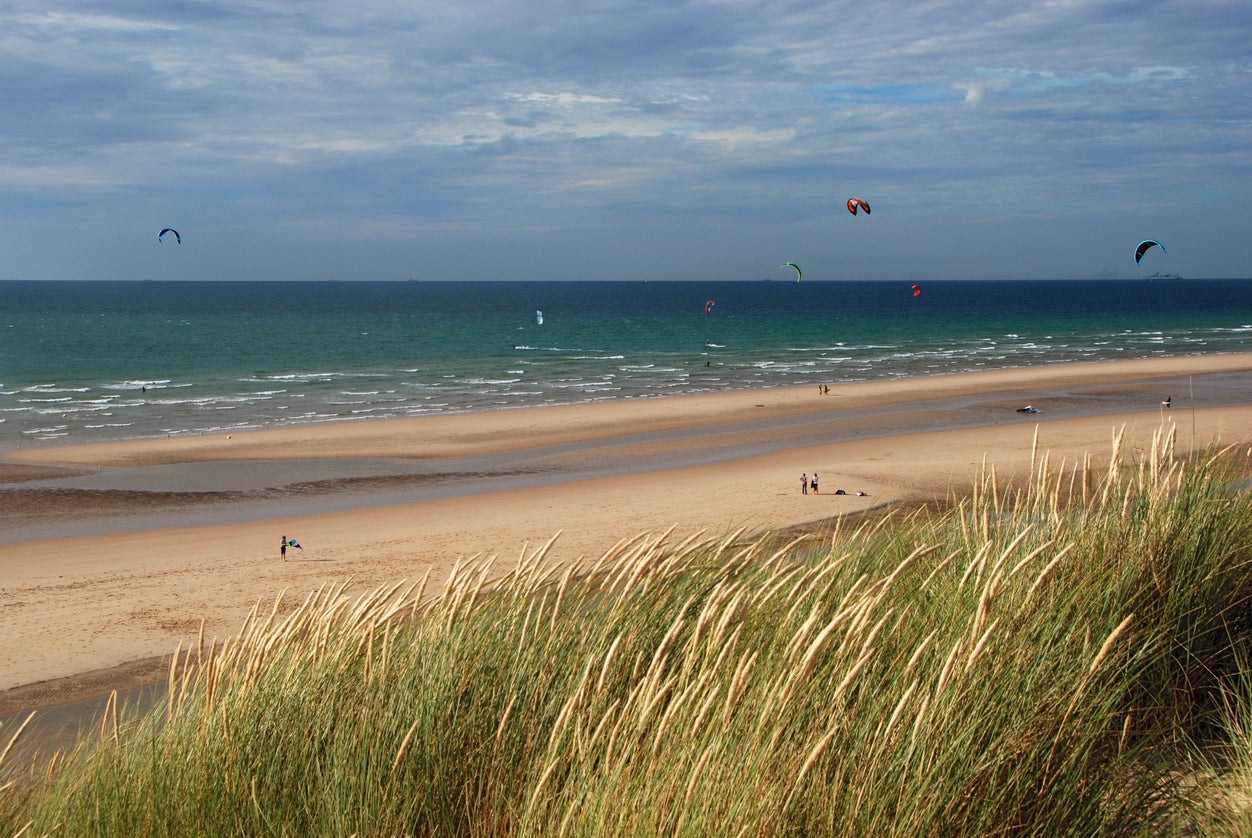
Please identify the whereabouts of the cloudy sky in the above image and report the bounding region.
[2,0,1249,281]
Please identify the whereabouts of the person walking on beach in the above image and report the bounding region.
[801,473,808,494]
[280,534,287,561]
[811,473,819,494]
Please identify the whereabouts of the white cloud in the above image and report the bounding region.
[514,92,622,106]
[0,163,125,189]
[7,9,177,35]
[956,79,1011,106]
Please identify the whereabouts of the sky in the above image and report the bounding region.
[1,0,1250,281]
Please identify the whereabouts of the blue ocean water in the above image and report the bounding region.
[2,279,1250,446]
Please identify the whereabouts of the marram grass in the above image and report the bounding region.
[6,426,1252,835]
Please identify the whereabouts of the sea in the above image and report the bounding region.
[3,278,1251,448]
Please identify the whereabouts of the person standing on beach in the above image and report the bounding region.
[801,473,808,494]
[811,473,819,494]
[280,535,287,561]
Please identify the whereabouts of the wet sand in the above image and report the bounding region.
[4,354,1252,714]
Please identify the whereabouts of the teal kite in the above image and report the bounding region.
[782,262,802,282]
[1134,239,1165,266]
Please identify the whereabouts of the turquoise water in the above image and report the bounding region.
[3,279,1250,446]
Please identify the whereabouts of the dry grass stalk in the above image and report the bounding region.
[548,562,579,635]
[831,647,876,706]
[963,618,1001,674]
[690,580,732,650]
[934,639,964,698]
[958,541,994,593]
[920,550,958,590]
[597,633,624,693]
[597,534,654,601]
[97,691,119,748]
[680,742,717,814]
[1024,543,1074,606]
[0,713,36,771]
[547,658,596,753]
[784,605,824,661]
[722,650,757,728]
[884,679,921,739]
[787,725,841,807]
[1006,537,1058,582]
[903,630,937,680]
[753,563,805,611]
[877,545,938,597]
[1089,613,1135,677]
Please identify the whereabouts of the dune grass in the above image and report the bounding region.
[5,425,1252,835]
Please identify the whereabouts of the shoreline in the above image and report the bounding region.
[4,354,1252,714]
[9,354,1252,470]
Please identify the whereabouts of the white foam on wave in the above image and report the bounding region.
[22,424,68,436]
[19,385,90,395]
[33,403,111,415]
[19,396,73,404]
[553,380,621,390]
[457,377,523,386]
[106,380,179,391]
[253,370,378,384]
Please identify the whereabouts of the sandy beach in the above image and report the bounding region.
[5,354,1252,713]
